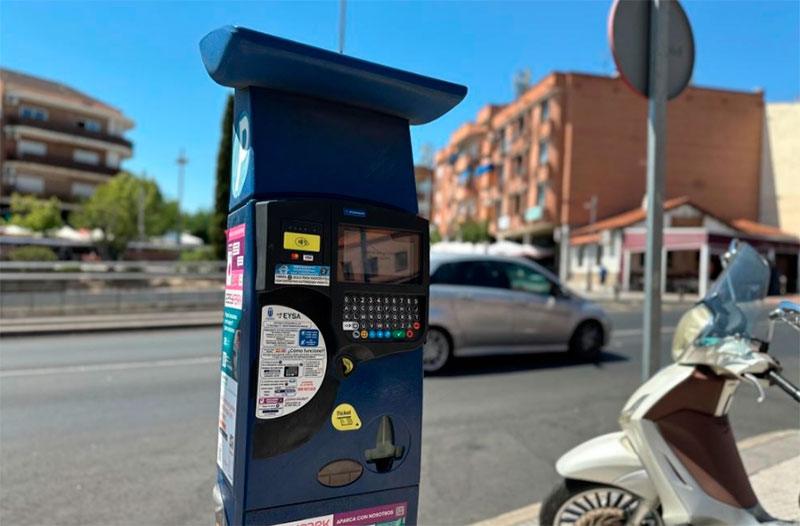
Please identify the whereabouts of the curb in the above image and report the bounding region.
[472,429,799,526]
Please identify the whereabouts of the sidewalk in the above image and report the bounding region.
[473,429,800,525]
[0,310,221,336]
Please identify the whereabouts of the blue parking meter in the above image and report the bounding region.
[200,26,465,526]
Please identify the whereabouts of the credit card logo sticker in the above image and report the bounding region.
[283,232,321,252]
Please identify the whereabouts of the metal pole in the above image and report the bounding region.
[176,149,188,249]
[338,0,347,54]
[642,0,669,381]
[584,195,597,292]
[138,171,146,259]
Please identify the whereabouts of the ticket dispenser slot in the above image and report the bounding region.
[201,25,465,526]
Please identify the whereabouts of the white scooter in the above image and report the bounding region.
[541,241,800,525]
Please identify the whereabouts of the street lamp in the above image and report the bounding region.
[176,149,188,248]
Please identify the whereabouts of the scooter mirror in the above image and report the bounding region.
[770,301,800,332]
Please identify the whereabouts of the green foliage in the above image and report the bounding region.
[179,246,218,262]
[210,93,234,260]
[457,219,490,243]
[71,172,175,259]
[7,245,58,262]
[430,226,442,244]
[182,209,212,244]
[6,194,63,232]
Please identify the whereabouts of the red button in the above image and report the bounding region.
[406,330,414,338]
[290,253,299,260]
[412,322,420,330]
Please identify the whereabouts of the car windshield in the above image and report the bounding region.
[702,242,771,341]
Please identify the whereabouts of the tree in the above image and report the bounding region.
[6,193,63,232]
[71,172,175,259]
[183,209,212,244]
[209,93,234,260]
[430,226,442,244]
[457,219,490,243]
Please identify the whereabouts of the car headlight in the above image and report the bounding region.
[671,304,713,361]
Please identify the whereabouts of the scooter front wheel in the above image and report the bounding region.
[539,479,663,526]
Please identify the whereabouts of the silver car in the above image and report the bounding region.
[423,253,611,373]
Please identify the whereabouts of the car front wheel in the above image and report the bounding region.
[569,321,603,361]
[423,328,451,374]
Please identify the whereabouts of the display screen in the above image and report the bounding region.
[338,226,422,285]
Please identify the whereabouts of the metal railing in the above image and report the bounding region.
[0,261,226,318]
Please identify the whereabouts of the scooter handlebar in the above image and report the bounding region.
[766,370,800,403]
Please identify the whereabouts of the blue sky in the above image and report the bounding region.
[2,1,798,212]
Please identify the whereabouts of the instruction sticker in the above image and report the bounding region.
[257,306,327,419]
[216,372,237,484]
[224,224,246,310]
[274,264,330,287]
[273,502,408,526]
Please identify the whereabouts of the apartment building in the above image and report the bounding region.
[760,102,800,237]
[0,68,134,214]
[432,72,766,273]
[414,165,434,220]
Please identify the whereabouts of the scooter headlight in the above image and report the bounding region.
[671,304,713,361]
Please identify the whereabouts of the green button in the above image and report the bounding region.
[392,330,405,339]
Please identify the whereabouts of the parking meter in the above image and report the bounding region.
[200,26,465,526]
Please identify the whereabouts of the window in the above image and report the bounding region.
[500,262,554,296]
[536,182,546,207]
[106,152,120,169]
[596,245,604,265]
[17,140,47,156]
[14,175,44,194]
[431,261,510,290]
[538,139,549,165]
[73,149,100,165]
[71,182,95,198]
[496,163,505,182]
[512,194,522,215]
[77,119,101,132]
[20,106,48,121]
[517,116,525,137]
[577,246,585,266]
[540,99,550,122]
[515,155,525,176]
[495,201,503,220]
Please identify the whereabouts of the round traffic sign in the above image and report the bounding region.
[609,0,695,100]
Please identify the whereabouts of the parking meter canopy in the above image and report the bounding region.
[200,25,467,212]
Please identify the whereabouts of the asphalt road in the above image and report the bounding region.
[1,308,798,526]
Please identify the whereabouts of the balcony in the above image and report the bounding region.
[5,152,120,176]
[5,115,133,149]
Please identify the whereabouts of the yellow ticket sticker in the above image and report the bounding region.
[283,232,320,252]
[331,403,362,431]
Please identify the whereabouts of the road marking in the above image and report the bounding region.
[0,356,219,378]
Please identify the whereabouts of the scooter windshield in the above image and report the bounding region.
[702,242,771,341]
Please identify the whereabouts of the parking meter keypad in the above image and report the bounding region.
[343,294,422,340]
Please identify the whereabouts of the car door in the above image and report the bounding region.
[431,260,515,349]
[498,261,575,346]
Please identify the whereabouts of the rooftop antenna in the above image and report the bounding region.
[513,69,531,99]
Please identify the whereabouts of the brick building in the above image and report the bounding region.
[0,68,134,214]
[414,165,434,220]
[432,72,766,278]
